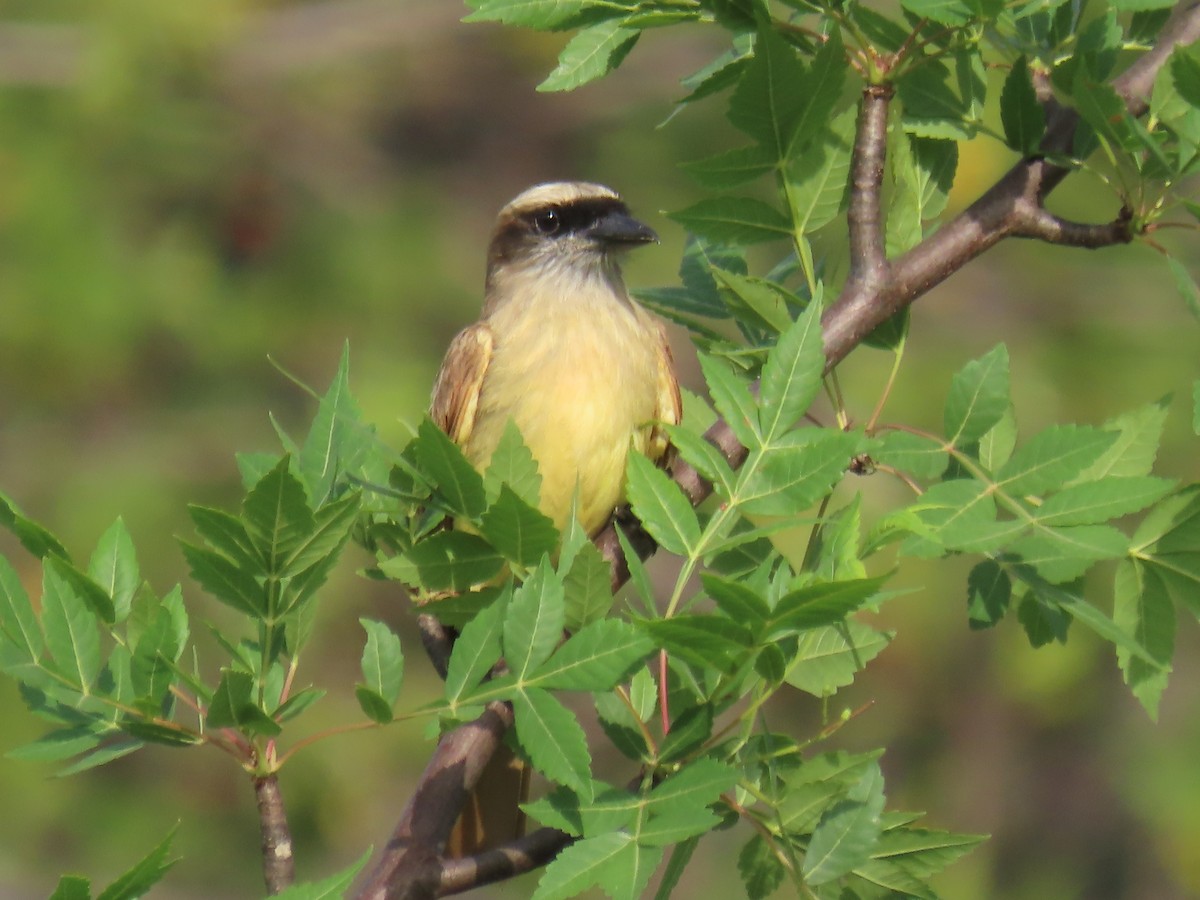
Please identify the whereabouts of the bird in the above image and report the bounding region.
[429,181,682,855]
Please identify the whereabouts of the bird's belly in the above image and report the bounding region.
[466,317,659,534]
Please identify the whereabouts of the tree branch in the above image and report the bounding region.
[254,774,296,894]
[847,83,893,286]
[437,827,575,896]
[1011,206,1134,247]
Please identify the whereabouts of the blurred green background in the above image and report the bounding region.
[0,1,1198,898]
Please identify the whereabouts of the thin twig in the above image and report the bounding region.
[254,774,296,894]
[847,83,893,285]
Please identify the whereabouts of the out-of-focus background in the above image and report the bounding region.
[0,2,1198,898]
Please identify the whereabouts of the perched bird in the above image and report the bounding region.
[430,181,682,855]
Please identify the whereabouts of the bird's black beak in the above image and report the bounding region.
[588,209,658,245]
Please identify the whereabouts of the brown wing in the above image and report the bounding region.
[648,322,683,464]
[430,323,493,447]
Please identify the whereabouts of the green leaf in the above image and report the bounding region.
[414,418,487,519]
[739,834,786,899]
[785,620,894,697]
[49,876,91,900]
[95,827,177,900]
[0,555,43,663]
[358,618,404,717]
[379,531,504,593]
[180,541,266,616]
[88,518,139,624]
[874,431,948,480]
[966,560,1010,629]
[1075,399,1169,481]
[997,425,1117,496]
[1000,56,1046,154]
[664,424,736,499]
[625,452,702,557]
[655,838,700,900]
[1194,381,1200,435]
[899,57,975,140]
[787,106,856,236]
[728,24,810,156]
[638,807,721,846]
[484,419,543,508]
[645,757,738,810]
[298,342,371,504]
[697,352,761,449]
[703,573,770,628]
[1114,560,1174,719]
[639,616,754,673]
[538,19,639,92]
[711,267,796,334]
[504,557,565,679]
[870,825,987,877]
[42,559,101,691]
[479,484,559,567]
[803,761,886,884]
[657,703,714,763]
[0,491,69,560]
[978,403,1018,471]
[463,0,585,28]
[444,589,509,704]
[901,0,978,25]
[528,620,653,691]
[561,538,614,629]
[737,431,859,517]
[680,144,776,190]
[1035,477,1175,526]
[187,505,261,573]
[283,491,360,581]
[131,587,187,706]
[531,833,635,900]
[944,344,1010,447]
[1009,524,1127,583]
[206,670,280,737]
[243,456,316,572]
[669,197,792,245]
[759,302,825,443]
[768,576,887,636]
[271,849,372,900]
[1167,256,1200,321]
[514,687,592,793]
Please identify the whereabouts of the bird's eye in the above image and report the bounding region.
[533,209,561,235]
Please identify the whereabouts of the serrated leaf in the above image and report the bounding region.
[0,555,42,662]
[639,616,754,673]
[49,876,91,900]
[901,0,978,25]
[283,491,360,581]
[697,352,760,449]
[1009,524,1127,583]
[997,425,1116,496]
[646,757,738,810]
[298,342,371,504]
[514,687,592,793]
[703,573,770,628]
[188,505,261,573]
[655,837,700,900]
[479,484,559,567]
[444,589,509,704]
[899,58,975,139]
[538,19,639,92]
[206,670,280,737]
[787,105,855,235]
[758,302,826,443]
[243,456,315,572]
[42,559,101,691]
[531,833,633,900]
[711,267,796,334]
[504,557,565,679]
[966,560,1010,629]
[528,619,652,691]
[625,452,702,557]
[1075,400,1169,481]
[484,420,543,508]
[414,418,487,519]
[561,539,614,629]
[180,541,265,616]
[1114,560,1174,719]
[669,197,792,244]
[680,145,776,190]
[737,432,859,517]
[769,576,887,636]
[359,618,404,708]
[870,825,987,877]
[786,620,892,697]
[95,827,177,900]
[874,431,948,480]
[803,762,886,884]
[0,491,69,560]
[728,24,810,156]
[663,424,736,499]
[131,587,187,705]
[379,531,504,593]
[88,518,139,624]
[738,834,786,899]
[1036,477,1175,526]
[944,344,1010,447]
[1001,56,1046,154]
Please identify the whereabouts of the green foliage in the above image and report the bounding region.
[2,2,1199,898]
